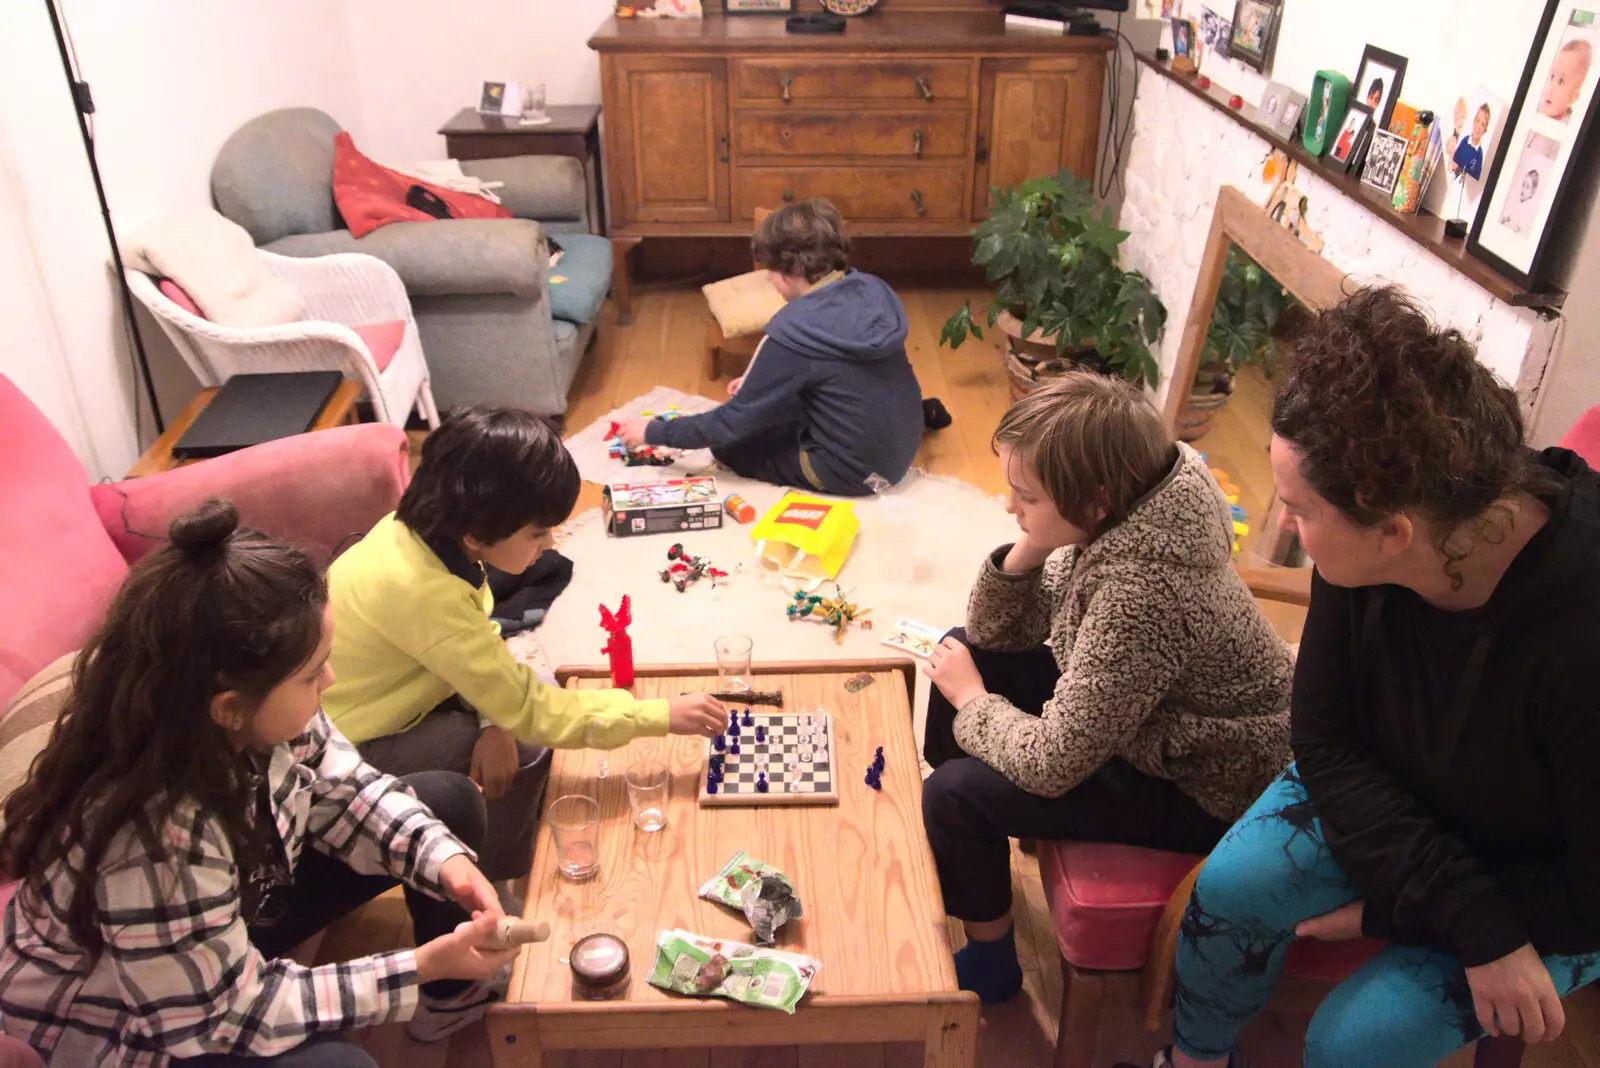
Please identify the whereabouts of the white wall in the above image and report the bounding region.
[0,0,366,481]
[1531,223,1600,447]
[343,0,616,162]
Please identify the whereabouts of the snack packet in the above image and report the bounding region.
[699,851,803,944]
[647,929,820,1013]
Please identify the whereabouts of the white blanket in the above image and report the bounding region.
[121,209,304,328]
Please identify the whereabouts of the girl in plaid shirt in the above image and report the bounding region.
[0,502,519,1067]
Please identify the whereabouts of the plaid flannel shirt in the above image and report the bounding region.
[0,710,470,1067]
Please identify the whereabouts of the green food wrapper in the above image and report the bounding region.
[647,928,820,1013]
[698,850,803,944]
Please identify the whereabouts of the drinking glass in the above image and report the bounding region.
[548,794,600,879]
[714,633,753,692]
[625,759,669,832]
[521,81,549,123]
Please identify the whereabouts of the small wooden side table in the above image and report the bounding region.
[438,105,605,236]
[126,379,362,478]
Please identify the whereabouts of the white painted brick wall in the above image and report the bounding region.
[1123,75,1556,414]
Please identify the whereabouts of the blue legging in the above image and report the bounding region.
[1174,766,1600,1068]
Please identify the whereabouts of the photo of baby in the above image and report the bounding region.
[1499,132,1561,236]
[1540,12,1597,123]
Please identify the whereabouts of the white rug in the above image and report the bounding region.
[516,390,1021,699]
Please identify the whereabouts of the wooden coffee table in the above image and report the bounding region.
[487,660,978,1067]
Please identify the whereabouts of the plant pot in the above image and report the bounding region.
[1177,363,1235,442]
[996,309,1109,402]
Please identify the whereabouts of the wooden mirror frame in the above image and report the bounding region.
[1162,184,1349,581]
[1161,184,1350,436]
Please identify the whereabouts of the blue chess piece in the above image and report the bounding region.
[713,735,725,753]
[755,726,766,743]
[756,772,769,794]
[742,709,754,728]
[729,721,740,738]
[729,741,740,754]
[707,778,719,794]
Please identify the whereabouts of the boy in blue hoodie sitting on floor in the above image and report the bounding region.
[617,199,926,496]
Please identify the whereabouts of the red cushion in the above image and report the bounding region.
[158,277,205,318]
[332,132,511,239]
[350,320,406,373]
[1039,841,1386,976]
[1040,842,1205,971]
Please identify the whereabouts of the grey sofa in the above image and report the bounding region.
[211,107,608,419]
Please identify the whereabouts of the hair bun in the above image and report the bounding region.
[168,499,240,559]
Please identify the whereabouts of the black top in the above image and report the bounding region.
[1292,447,1600,967]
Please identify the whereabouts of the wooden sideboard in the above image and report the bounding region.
[589,11,1113,321]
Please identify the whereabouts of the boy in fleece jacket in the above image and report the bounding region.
[617,199,923,497]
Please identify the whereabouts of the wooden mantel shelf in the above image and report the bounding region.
[1136,53,1565,312]
[590,12,1116,55]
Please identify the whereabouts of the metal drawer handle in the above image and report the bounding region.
[915,75,934,102]
[910,189,925,215]
[779,75,792,103]
[782,189,795,203]
[912,129,925,159]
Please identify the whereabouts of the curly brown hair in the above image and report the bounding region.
[1271,285,1554,582]
[752,198,851,283]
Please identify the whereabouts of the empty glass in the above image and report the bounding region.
[520,81,549,124]
[626,759,669,832]
[714,633,753,692]
[548,794,600,879]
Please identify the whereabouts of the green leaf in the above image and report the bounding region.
[940,303,974,350]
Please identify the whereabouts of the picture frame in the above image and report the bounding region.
[477,81,513,117]
[1268,86,1309,139]
[1303,70,1351,157]
[1354,45,1408,130]
[724,0,794,12]
[1170,17,1195,59]
[1361,128,1410,197]
[1469,0,1600,288]
[1229,0,1283,73]
[1330,104,1374,172]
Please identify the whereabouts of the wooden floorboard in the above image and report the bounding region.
[338,291,1593,1067]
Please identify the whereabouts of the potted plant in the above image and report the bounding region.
[939,171,1166,396]
[1178,248,1297,441]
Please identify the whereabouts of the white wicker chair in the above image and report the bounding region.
[126,250,440,429]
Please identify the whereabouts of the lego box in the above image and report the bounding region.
[604,476,723,538]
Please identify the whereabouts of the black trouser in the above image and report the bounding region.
[922,628,1231,923]
[247,770,486,1000]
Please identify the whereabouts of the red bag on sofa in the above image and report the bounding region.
[332,131,511,239]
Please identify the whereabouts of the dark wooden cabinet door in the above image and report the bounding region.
[973,56,1105,219]
[606,56,730,225]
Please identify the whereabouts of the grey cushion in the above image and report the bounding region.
[213,108,343,245]
[265,218,547,299]
[460,156,586,223]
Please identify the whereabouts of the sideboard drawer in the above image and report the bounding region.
[735,166,967,221]
[733,59,973,108]
[736,110,970,160]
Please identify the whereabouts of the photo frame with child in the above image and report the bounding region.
[1354,45,1408,131]
[1469,0,1600,288]
[1228,0,1282,74]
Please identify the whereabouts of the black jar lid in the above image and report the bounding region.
[570,933,630,988]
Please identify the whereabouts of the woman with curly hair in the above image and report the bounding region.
[1143,287,1600,1068]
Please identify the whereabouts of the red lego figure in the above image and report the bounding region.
[599,595,635,689]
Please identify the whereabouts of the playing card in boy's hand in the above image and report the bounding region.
[880,618,944,659]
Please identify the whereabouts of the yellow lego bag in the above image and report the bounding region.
[749,493,859,580]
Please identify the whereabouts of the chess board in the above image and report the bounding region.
[698,711,839,807]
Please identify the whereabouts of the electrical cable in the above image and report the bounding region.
[45,0,165,435]
[1096,14,1142,202]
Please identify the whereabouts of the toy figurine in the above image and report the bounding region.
[599,595,635,689]
[660,543,728,592]
[785,585,870,644]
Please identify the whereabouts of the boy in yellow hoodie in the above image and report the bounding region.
[324,408,728,886]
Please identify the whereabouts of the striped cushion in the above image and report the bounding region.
[0,652,75,829]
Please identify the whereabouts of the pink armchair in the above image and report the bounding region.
[0,373,409,709]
